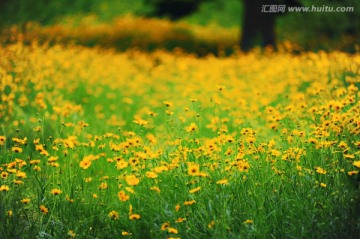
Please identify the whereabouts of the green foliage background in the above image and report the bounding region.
[0,0,358,51]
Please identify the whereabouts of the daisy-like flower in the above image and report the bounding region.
[348,171,358,176]
[353,161,360,168]
[125,175,140,186]
[79,159,91,169]
[315,167,327,174]
[50,188,62,195]
[16,171,27,179]
[186,123,197,133]
[98,182,108,190]
[188,164,200,176]
[129,214,141,220]
[39,205,49,214]
[146,171,158,179]
[11,147,22,153]
[0,185,10,192]
[20,198,31,204]
[167,227,178,234]
[108,210,119,220]
[0,136,6,145]
[161,222,170,231]
[1,172,8,179]
[237,160,250,172]
[163,101,173,107]
[118,190,130,202]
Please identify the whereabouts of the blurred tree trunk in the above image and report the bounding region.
[240,0,276,51]
[240,0,302,52]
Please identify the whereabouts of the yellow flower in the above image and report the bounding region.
[183,200,196,206]
[11,147,22,153]
[315,167,327,175]
[348,171,358,176]
[33,165,41,171]
[66,195,74,203]
[167,227,178,234]
[12,137,27,145]
[216,179,228,185]
[175,217,186,223]
[246,136,256,144]
[33,138,40,144]
[218,85,225,91]
[129,214,141,220]
[125,175,140,186]
[353,161,360,168]
[118,190,130,202]
[13,180,24,185]
[116,160,128,170]
[67,230,76,237]
[125,187,135,194]
[20,198,31,204]
[189,186,201,194]
[1,172,9,179]
[16,171,27,179]
[108,210,119,220]
[84,177,93,182]
[208,220,215,229]
[48,162,59,168]
[39,205,49,214]
[79,159,91,169]
[0,136,6,145]
[0,185,10,192]
[163,101,173,107]
[47,156,58,162]
[150,186,161,193]
[7,210,13,217]
[244,219,253,225]
[237,160,250,172]
[161,222,170,231]
[188,164,200,176]
[186,123,197,133]
[50,188,62,195]
[320,183,327,188]
[338,141,348,149]
[146,171,158,179]
[98,182,108,190]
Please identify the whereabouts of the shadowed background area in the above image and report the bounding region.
[0,0,359,54]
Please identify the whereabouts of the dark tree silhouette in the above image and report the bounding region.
[147,0,304,51]
[147,0,205,20]
[240,0,302,51]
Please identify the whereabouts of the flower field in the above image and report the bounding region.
[1,40,360,238]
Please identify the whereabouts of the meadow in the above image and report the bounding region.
[1,19,360,239]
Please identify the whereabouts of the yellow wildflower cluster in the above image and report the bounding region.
[0,39,359,238]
